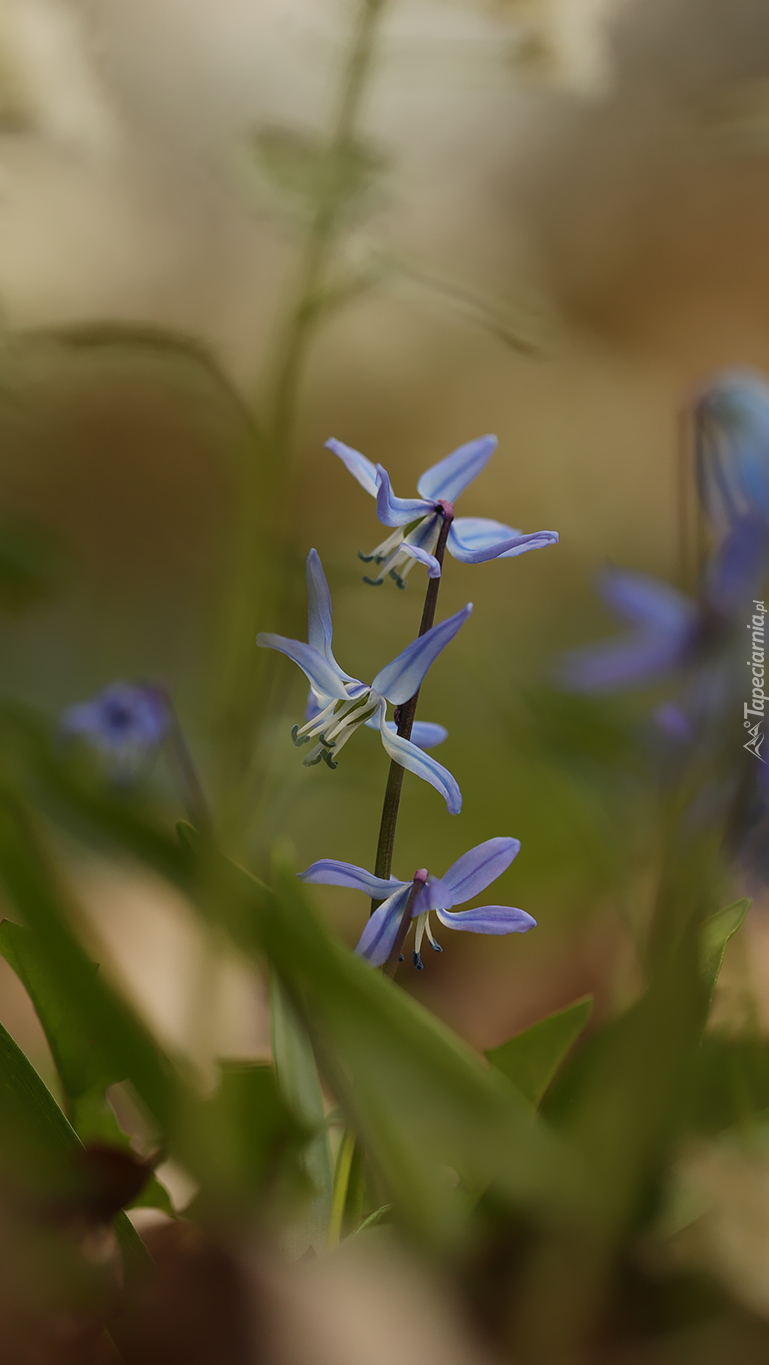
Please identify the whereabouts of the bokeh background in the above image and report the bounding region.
[2,1,769,1336]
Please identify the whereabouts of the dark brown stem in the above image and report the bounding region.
[371,504,454,905]
[383,870,428,978]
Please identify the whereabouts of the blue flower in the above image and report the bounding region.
[326,434,559,587]
[257,550,470,812]
[304,689,447,753]
[696,370,769,535]
[61,682,171,773]
[561,515,768,694]
[299,837,536,968]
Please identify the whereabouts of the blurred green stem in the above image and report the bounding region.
[328,1126,357,1248]
[215,0,389,848]
[371,508,454,906]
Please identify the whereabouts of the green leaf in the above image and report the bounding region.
[0,919,107,1099]
[250,125,384,214]
[270,972,334,1252]
[486,997,594,1106]
[700,898,751,1001]
[0,1017,151,1280]
[181,1061,311,1221]
[0,790,183,1135]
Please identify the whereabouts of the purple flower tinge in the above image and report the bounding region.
[695,369,769,536]
[561,515,768,694]
[257,550,470,812]
[61,682,171,775]
[300,837,535,969]
[326,434,559,587]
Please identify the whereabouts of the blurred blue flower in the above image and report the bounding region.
[61,682,171,775]
[561,515,768,694]
[300,836,535,968]
[257,549,470,812]
[695,369,769,536]
[326,434,559,587]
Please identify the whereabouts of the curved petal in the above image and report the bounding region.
[375,465,433,528]
[432,837,521,909]
[560,630,689,692]
[299,859,404,899]
[400,542,441,578]
[256,634,350,700]
[306,549,334,661]
[371,603,473,704]
[355,884,413,966]
[325,437,379,498]
[449,519,559,564]
[417,434,498,503]
[599,569,695,634]
[435,904,536,934]
[365,716,448,750]
[378,709,462,813]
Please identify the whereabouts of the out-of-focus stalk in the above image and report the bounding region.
[214,0,389,851]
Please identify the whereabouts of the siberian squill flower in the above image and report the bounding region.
[300,837,535,968]
[60,681,171,775]
[326,434,559,587]
[695,370,769,536]
[561,514,768,700]
[257,550,470,812]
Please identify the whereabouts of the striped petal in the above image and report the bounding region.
[299,859,404,899]
[371,603,472,704]
[449,518,559,564]
[378,707,462,813]
[417,434,498,503]
[433,837,521,908]
[355,884,413,966]
[256,634,350,700]
[325,437,379,498]
[435,905,536,934]
[375,465,433,528]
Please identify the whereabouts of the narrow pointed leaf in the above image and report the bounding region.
[486,997,594,1107]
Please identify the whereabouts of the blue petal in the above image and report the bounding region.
[325,437,379,498]
[599,569,694,634]
[299,859,404,899]
[375,465,433,528]
[377,709,462,813]
[435,905,536,934]
[371,603,473,704]
[355,884,413,966]
[708,513,769,614]
[407,721,448,750]
[401,542,441,577]
[416,434,498,503]
[695,371,769,532]
[256,634,351,700]
[306,549,334,661]
[561,631,690,692]
[365,717,448,750]
[449,519,559,564]
[431,837,521,909]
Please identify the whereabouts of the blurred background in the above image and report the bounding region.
[2,1,769,1347]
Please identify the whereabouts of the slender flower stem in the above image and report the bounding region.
[384,870,428,978]
[161,694,213,835]
[327,1126,357,1248]
[214,0,390,846]
[371,505,455,904]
